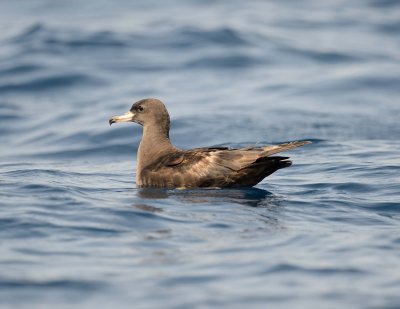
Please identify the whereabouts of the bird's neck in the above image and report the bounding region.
[136,123,176,183]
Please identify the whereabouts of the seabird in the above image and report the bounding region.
[109,98,310,189]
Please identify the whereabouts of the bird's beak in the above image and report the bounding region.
[109,111,135,126]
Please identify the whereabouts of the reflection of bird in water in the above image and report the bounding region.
[133,203,163,213]
[136,187,281,208]
[133,187,283,232]
[110,98,310,189]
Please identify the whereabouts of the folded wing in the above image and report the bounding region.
[139,141,310,188]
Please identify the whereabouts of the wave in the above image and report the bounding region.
[0,73,104,93]
[13,23,249,48]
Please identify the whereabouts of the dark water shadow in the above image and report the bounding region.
[136,187,282,209]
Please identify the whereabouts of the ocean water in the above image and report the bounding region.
[1,0,400,308]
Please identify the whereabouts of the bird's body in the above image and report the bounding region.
[109,98,310,189]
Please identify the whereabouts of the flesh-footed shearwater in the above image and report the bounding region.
[109,98,311,189]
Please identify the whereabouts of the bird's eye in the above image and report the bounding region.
[137,105,144,112]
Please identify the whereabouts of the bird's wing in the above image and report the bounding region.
[185,141,311,171]
[260,141,311,156]
[141,148,236,188]
[140,141,310,188]
[155,141,310,172]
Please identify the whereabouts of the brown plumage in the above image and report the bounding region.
[109,98,311,189]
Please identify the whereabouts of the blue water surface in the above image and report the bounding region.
[1,0,400,308]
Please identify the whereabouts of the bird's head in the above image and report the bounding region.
[109,98,170,129]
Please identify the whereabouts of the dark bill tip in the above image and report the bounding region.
[109,118,115,126]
